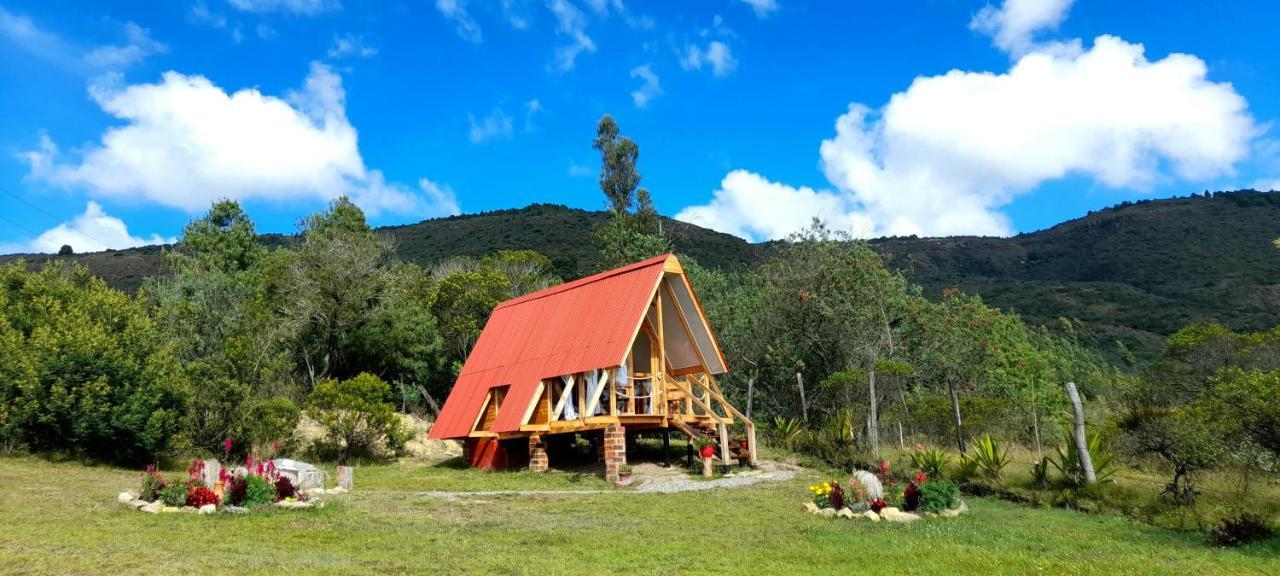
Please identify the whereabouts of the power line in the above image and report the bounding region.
[0,184,113,252]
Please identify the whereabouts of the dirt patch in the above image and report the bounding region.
[293,413,462,461]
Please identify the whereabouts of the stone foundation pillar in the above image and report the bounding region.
[529,434,548,472]
[604,424,627,483]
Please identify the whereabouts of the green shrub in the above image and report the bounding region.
[1031,457,1050,488]
[954,453,980,482]
[919,479,961,513]
[307,373,401,464]
[769,416,806,449]
[1210,512,1274,547]
[243,475,275,507]
[0,262,187,464]
[244,398,301,454]
[159,482,189,507]
[910,446,950,478]
[969,434,1011,481]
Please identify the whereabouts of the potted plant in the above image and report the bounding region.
[616,463,634,486]
[694,436,718,459]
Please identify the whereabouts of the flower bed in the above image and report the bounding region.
[118,456,338,515]
[803,463,967,523]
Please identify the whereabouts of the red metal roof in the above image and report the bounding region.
[428,254,671,440]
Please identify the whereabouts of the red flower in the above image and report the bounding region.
[915,472,927,485]
[224,438,232,457]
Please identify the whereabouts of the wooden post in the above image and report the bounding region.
[747,422,758,467]
[336,466,354,491]
[746,376,754,420]
[868,367,880,458]
[662,429,671,468]
[796,372,808,422]
[702,454,713,478]
[1065,382,1096,485]
[897,421,904,449]
[948,381,965,453]
[656,289,665,417]
[718,422,731,470]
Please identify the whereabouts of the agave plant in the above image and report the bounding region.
[910,446,951,478]
[1051,428,1117,486]
[969,434,1011,480]
[770,415,807,448]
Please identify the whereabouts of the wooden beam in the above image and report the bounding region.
[576,371,586,422]
[520,381,545,426]
[668,377,726,426]
[520,424,551,432]
[467,431,497,438]
[583,369,610,417]
[551,374,575,421]
[655,284,666,417]
[470,391,493,433]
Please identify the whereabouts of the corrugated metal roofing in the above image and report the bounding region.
[428,254,671,440]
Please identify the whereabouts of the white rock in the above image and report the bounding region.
[327,486,348,495]
[198,504,217,515]
[141,501,163,514]
[275,500,314,509]
[850,470,884,501]
[128,500,148,509]
[802,502,819,513]
[837,507,855,519]
[117,492,136,504]
[161,506,181,513]
[222,506,249,514]
[862,510,881,522]
[819,507,837,517]
[941,500,969,518]
[880,507,922,523]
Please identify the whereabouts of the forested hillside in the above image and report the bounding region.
[4,190,1278,361]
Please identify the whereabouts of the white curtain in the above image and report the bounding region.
[560,374,578,420]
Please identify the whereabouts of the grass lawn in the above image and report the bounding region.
[0,455,1276,575]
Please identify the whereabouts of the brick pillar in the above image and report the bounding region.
[529,434,548,472]
[604,424,627,484]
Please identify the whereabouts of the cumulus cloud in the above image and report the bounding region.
[23,62,458,219]
[677,170,873,241]
[629,65,661,108]
[24,201,175,254]
[468,108,514,143]
[189,2,228,28]
[739,0,778,18]
[499,0,529,29]
[84,22,168,69]
[678,35,1256,240]
[436,0,482,43]
[971,0,1075,56]
[227,0,340,15]
[680,40,736,77]
[327,33,376,58]
[546,0,596,72]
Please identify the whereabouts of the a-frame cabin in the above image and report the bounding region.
[428,253,756,481]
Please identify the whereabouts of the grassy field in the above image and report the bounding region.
[0,455,1276,575]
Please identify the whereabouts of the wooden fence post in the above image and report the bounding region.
[796,372,808,422]
[336,466,354,491]
[1065,382,1096,485]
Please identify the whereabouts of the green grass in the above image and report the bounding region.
[0,455,1276,575]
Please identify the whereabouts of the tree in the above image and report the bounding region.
[590,115,670,269]
[57,245,73,256]
[307,372,403,464]
[0,261,187,463]
[279,197,445,390]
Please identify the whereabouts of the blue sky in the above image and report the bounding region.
[0,0,1277,253]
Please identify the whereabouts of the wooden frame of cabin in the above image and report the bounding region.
[436,254,756,475]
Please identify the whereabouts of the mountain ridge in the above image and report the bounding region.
[4,190,1278,360]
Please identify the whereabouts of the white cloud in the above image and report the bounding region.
[568,158,594,177]
[676,170,873,241]
[227,0,340,15]
[84,22,168,69]
[739,0,778,18]
[679,35,1256,240]
[25,201,175,254]
[680,40,736,77]
[499,0,529,29]
[524,98,542,131]
[546,0,596,72]
[1252,179,1280,192]
[23,62,459,219]
[436,0,482,43]
[327,33,376,58]
[971,0,1075,56]
[256,24,278,40]
[468,108,514,143]
[189,2,227,28]
[629,65,661,108]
